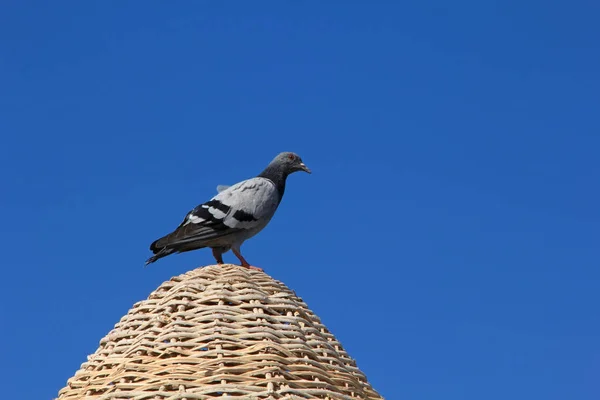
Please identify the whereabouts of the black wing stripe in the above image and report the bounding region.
[190,199,231,226]
[232,209,257,222]
[205,199,231,214]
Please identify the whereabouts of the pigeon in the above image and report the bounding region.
[145,152,311,270]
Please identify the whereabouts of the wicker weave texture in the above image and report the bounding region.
[57,265,383,399]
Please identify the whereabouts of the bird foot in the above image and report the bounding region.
[241,264,263,271]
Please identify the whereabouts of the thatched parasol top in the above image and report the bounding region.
[56,264,383,399]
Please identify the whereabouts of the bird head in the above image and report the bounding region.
[273,152,311,175]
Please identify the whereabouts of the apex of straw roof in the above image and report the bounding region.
[56,264,384,399]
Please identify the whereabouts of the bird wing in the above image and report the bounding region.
[216,184,230,193]
[154,177,279,249]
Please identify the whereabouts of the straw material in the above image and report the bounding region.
[56,264,383,399]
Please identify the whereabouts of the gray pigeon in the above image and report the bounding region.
[145,152,311,270]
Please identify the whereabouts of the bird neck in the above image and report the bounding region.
[258,165,287,201]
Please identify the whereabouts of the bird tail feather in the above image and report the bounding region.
[145,247,174,266]
[145,235,208,266]
[145,236,174,266]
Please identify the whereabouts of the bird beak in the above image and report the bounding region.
[299,163,311,174]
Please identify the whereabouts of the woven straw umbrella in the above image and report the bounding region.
[56,264,383,399]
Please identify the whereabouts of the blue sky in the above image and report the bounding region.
[1,2,599,399]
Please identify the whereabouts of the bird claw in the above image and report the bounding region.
[242,264,263,271]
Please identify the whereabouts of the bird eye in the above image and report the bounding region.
[288,154,296,161]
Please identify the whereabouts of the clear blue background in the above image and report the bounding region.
[1,2,599,399]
